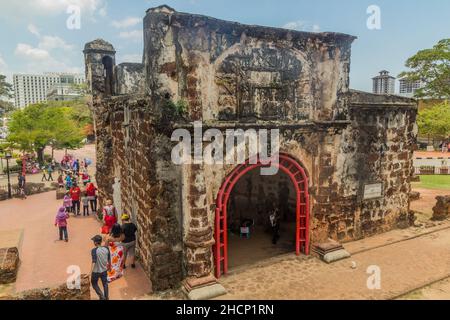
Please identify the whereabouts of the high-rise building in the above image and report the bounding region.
[372,70,395,95]
[399,78,424,97]
[13,73,85,108]
[46,83,84,102]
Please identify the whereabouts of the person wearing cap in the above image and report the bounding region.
[90,235,111,300]
[121,214,138,269]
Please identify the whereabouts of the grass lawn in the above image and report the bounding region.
[412,175,450,191]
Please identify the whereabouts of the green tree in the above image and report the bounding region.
[417,102,450,143]
[7,102,85,163]
[0,74,14,116]
[0,74,12,98]
[0,100,15,117]
[399,39,450,99]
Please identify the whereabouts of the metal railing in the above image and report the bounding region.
[414,166,450,175]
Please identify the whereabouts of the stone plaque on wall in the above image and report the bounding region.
[363,183,383,200]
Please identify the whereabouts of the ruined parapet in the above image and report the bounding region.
[432,196,450,221]
[1,274,90,300]
[409,191,420,201]
[0,247,19,285]
[143,6,356,122]
[91,95,184,291]
[83,39,116,96]
[115,63,145,95]
[337,90,418,238]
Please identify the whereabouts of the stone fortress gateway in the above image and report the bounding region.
[84,5,417,293]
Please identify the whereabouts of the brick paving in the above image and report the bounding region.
[214,223,450,300]
[0,191,151,299]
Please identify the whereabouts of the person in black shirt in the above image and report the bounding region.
[120,214,137,269]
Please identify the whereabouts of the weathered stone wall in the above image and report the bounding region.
[1,274,90,300]
[143,6,355,123]
[115,63,145,95]
[432,196,450,220]
[328,91,418,241]
[85,7,417,290]
[0,247,19,284]
[92,95,184,291]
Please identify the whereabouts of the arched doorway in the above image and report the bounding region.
[102,56,114,95]
[214,153,309,278]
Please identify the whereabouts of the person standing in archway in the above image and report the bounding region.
[269,209,280,245]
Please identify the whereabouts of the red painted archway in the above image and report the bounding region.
[214,153,310,278]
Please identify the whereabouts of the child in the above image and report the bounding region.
[65,174,72,190]
[63,192,73,213]
[82,172,90,186]
[55,207,69,242]
[57,174,64,189]
[82,192,90,216]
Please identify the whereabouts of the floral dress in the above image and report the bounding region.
[107,240,124,283]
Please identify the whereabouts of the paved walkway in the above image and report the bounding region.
[214,222,450,300]
[0,191,151,300]
[414,151,450,158]
[0,144,97,189]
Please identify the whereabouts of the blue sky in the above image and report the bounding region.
[0,0,448,92]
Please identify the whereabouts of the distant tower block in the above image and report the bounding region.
[83,39,116,96]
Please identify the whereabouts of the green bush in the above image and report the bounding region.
[3,164,21,174]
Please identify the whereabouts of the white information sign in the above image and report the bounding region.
[363,183,383,200]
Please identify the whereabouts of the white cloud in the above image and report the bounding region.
[0,54,7,71]
[14,43,81,74]
[0,54,12,83]
[28,24,41,37]
[0,0,107,18]
[39,36,74,51]
[118,54,142,64]
[118,30,142,42]
[283,20,321,32]
[27,24,74,51]
[112,17,141,29]
[15,44,50,60]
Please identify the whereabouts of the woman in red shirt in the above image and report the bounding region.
[70,184,81,216]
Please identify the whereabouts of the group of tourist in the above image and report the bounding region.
[440,141,450,153]
[61,155,91,173]
[40,160,56,182]
[54,168,138,300]
[90,206,138,300]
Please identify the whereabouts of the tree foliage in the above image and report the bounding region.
[7,101,88,163]
[399,39,450,99]
[417,102,450,139]
[0,100,15,117]
[0,74,14,117]
[0,74,12,99]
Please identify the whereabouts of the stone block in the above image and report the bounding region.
[0,247,20,285]
[1,274,90,300]
[409,191,420,201]
[56,189,66,200]
[187,283,227,300]
[323,249,351,264]
[432,196,450,221]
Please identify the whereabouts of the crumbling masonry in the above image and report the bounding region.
[84,6,417,292]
